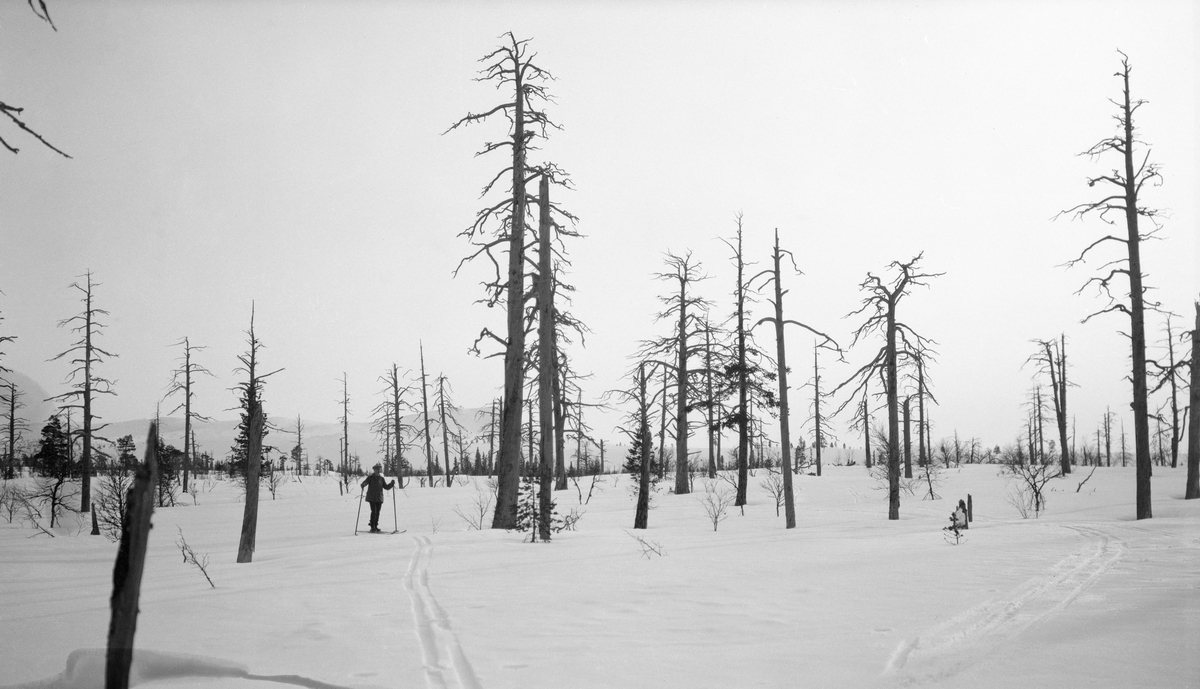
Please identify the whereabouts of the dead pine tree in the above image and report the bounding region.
[105,422,157,689]
[337,373,353,487]
[1185,300,1198,499]
[1029,335,1073,474]
[2,380,26,480]
[233,305,280,564]
[164,337,213,496]
[1058,52,1163,520]
[374,364,414,487]
[604,360,661,529]
[803,346,841,478]
[448,34,569,529]
[435,373,464,484]
[48,271,117,514]
[718,214,777,507]
[1148,313,1187,469]
[752,229,838,528]
[418,343,437,487]
[636,251,711,496]
[834,254,942,520]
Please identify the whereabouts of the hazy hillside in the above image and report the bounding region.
[103,407,497,469]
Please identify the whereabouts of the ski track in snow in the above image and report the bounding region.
[884,523,1126,685]
[403,536,483,689]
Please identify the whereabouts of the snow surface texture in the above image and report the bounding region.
[1,465,1196,688]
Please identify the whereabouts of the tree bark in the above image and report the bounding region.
[634,363,651,529]
[903,396,912,479]
[767,231,796,528]
[674,272,691,494]
[420,344,435,487]
[813,347,823,478]
[236,409,263,563]
[491,54,529,530]
[537,174,555,540]
[1185,301,1199,499]
[886,300,900,520]
[105,422,158,689]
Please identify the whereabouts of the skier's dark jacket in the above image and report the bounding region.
[361,474,395,503]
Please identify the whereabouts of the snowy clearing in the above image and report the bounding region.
[1,465,1197,689]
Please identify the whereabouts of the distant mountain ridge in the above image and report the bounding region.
[103,407,496,468]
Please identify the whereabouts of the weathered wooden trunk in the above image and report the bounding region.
[105,422,158,689]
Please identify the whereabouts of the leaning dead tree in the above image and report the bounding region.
[48,271,117,514]
[1058,52,1163,520]
[834,254,942,520]
[753,229,838,528]
[233,306,279,564]
[448,33,568,529]
[1029,335,1072,475]
[1,4,70,159]
[164,337,212,495]
[105,422,157,689]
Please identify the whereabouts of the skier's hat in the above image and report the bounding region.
[373,463,382,470]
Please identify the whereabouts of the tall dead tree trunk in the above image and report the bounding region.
[234,305,277,563]
[419,344,435,487]
[166,338,211,496]
[917,360,928,467]
[705,327,717,479]
[862,394,872,469]
[50,271,117,514]
[105,422,158,689]
[658,367,668,481]
[438,375,452,484]
[902,396,912,479]
[813,347,824,478]
[834,254,941,521]
[634,363,652,529]
[1061,54,1160,519]
[236,409,263,564]
[1185,301,1199,499]
[536,174,555,539]
[752,230,835,528]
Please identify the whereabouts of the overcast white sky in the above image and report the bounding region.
[0,0,1195,455]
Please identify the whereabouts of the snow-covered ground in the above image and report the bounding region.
[1,463,1197,689]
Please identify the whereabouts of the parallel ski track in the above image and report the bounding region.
[403,535,483,689]
[884,523,1126,684]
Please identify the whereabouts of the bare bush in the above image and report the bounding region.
[625,530,666,558]
[917,460,943,501]
[759,470,786,516]
[265,469,286,500]
[1000,446,1059,518]
[698,482,734,532]
[570,473,603,505]
[0,482,23,523]
[561,507,584,531]
[452,481,493,530]
[95,471,133,543]
[869,462,918,496]
[176,528,215,588]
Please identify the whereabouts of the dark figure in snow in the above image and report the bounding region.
[361,464,395,533]
[952,501,967,531]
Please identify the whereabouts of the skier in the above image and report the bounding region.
[360,464,395,533]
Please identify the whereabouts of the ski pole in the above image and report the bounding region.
[354,486,364,535]
[391,482,399,534]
